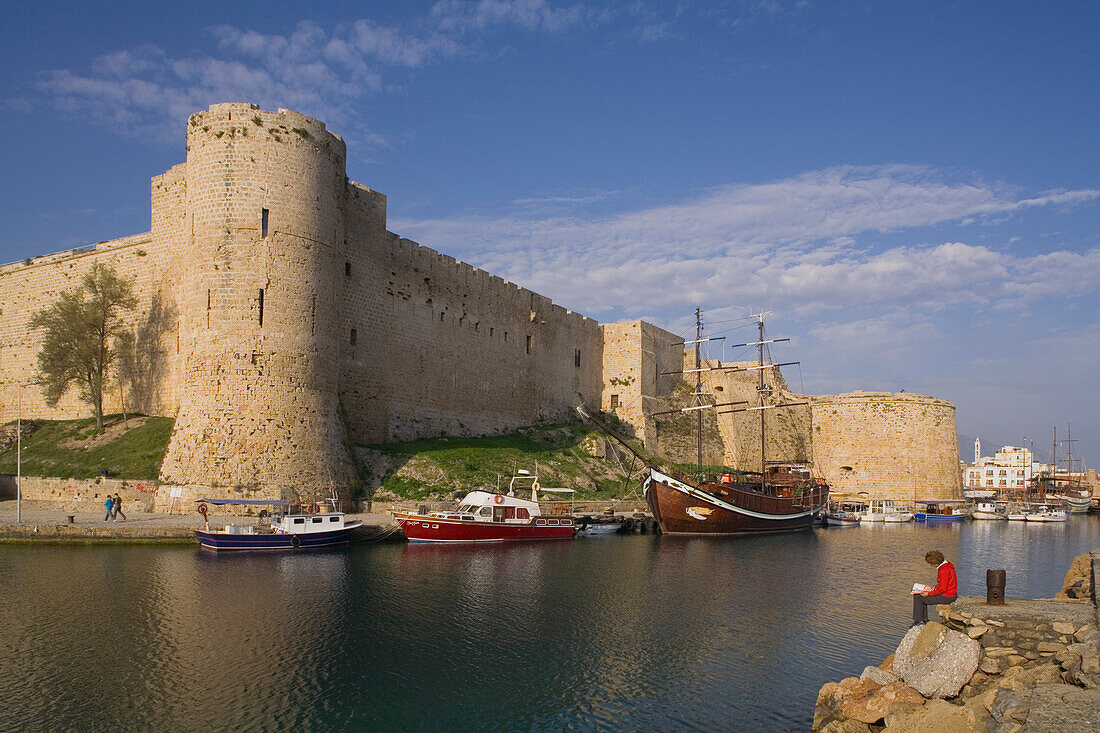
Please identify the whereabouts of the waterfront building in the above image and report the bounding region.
[964,443,1052,491]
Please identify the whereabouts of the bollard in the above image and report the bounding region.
[986,569,1006,605]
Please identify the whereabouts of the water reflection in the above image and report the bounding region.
[1,518,1098,731]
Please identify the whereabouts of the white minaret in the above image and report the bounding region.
[974,437,981,465]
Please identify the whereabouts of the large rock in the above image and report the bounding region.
[883,698,987,733]
[813,677,869,731]
[1055,552,1093,601]
[1023,683,1100,731]
[893,622,981,698]
[839,680,925,724]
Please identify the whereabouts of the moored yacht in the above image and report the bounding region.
[860,498,913,523]
[393,471,576,543]
[971,500,1007,520]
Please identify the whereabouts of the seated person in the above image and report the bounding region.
[912,549,958,627]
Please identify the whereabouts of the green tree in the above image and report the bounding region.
[28,263,137,429]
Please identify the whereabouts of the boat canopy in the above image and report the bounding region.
[196,498,288,506]
[915,500,965,505]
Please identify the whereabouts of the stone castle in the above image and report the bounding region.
[0,104,961,504]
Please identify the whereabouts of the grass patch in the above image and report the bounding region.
[0,415,173,480]
[364,424,649,501]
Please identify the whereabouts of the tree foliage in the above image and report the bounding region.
[28,264,137,428]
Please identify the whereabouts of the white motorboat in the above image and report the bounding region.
[860,498,913,523]
[971,500,1007,520]
[1026,504,1069,523]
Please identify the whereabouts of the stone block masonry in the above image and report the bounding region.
[0,103,962,504]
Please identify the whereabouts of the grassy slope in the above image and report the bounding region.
[361,424,650,501]
[0,415,173,480]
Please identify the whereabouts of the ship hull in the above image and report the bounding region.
[394,513,575,542]
[194,524,361,551]
[644,468,828,535]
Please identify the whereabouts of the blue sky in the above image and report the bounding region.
[2,1,1098,464]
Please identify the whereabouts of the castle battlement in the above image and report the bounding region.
[0,104,961,503]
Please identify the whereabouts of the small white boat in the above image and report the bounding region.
[1026,504,1069,523]
[860,498,913,523]
[971,500,1007,521]
[824,500,864,527]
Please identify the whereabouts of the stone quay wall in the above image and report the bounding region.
[0,475,158,513]
[814,551,1100,732]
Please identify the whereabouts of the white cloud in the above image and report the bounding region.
[23,6,597,144]
[431,0,593,33]
[392,165,1100,320]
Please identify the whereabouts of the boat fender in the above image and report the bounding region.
[292,536,301,549]
[494,494,505,505]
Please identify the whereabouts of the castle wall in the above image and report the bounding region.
[811,392,962,501]
[157,104,356,497]
[600,320,682,443]
[0,233,183,422]
[340,192,602,442]
[0,103,963,505]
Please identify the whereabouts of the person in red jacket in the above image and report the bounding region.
[912,550,958,626]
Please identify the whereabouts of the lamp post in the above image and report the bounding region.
[17,380,42,524]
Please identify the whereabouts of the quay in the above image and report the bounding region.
[0,500,401,544]
[814,550,1100,731]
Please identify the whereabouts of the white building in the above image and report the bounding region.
[964,444,1051,490]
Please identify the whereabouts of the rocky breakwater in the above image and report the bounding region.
[813,550,1100,732]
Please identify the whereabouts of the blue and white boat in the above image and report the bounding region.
[194,499,363,551]
[913,500,968,522]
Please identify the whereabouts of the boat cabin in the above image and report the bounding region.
[430,491,543,524]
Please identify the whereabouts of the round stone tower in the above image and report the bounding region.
[159,103,356,499]
[811,392,962,501]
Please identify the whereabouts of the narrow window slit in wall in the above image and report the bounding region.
[206,289,211,329]
[345,261,351,276]
[610,394,620,410]
[526,335,532,355]
[350,328,357,345]
[440,312,445,323]
[261,208,269,238]
[311,295,316,334]
[258,289,264,326]
[575,349,581,367]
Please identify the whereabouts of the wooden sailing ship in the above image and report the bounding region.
[643,310,829,535]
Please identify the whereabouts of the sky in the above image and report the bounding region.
[2,1,1098,465]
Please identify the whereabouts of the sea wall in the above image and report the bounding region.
[813,551,1100,732]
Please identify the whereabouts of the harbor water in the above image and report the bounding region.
[3,519,1099,731]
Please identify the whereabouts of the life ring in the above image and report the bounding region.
[493,494,505,505]
[307,503,318,514]
[197,503,208,518]
[531,481,540,491]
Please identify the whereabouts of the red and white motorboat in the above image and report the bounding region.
[393,473,576,543]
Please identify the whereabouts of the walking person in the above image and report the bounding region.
[113,493,126,521]
[104,496,114,522]
[912,550,958,627]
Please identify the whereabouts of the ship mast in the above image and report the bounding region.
[757,313,767,493]
[695,307,704,482]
